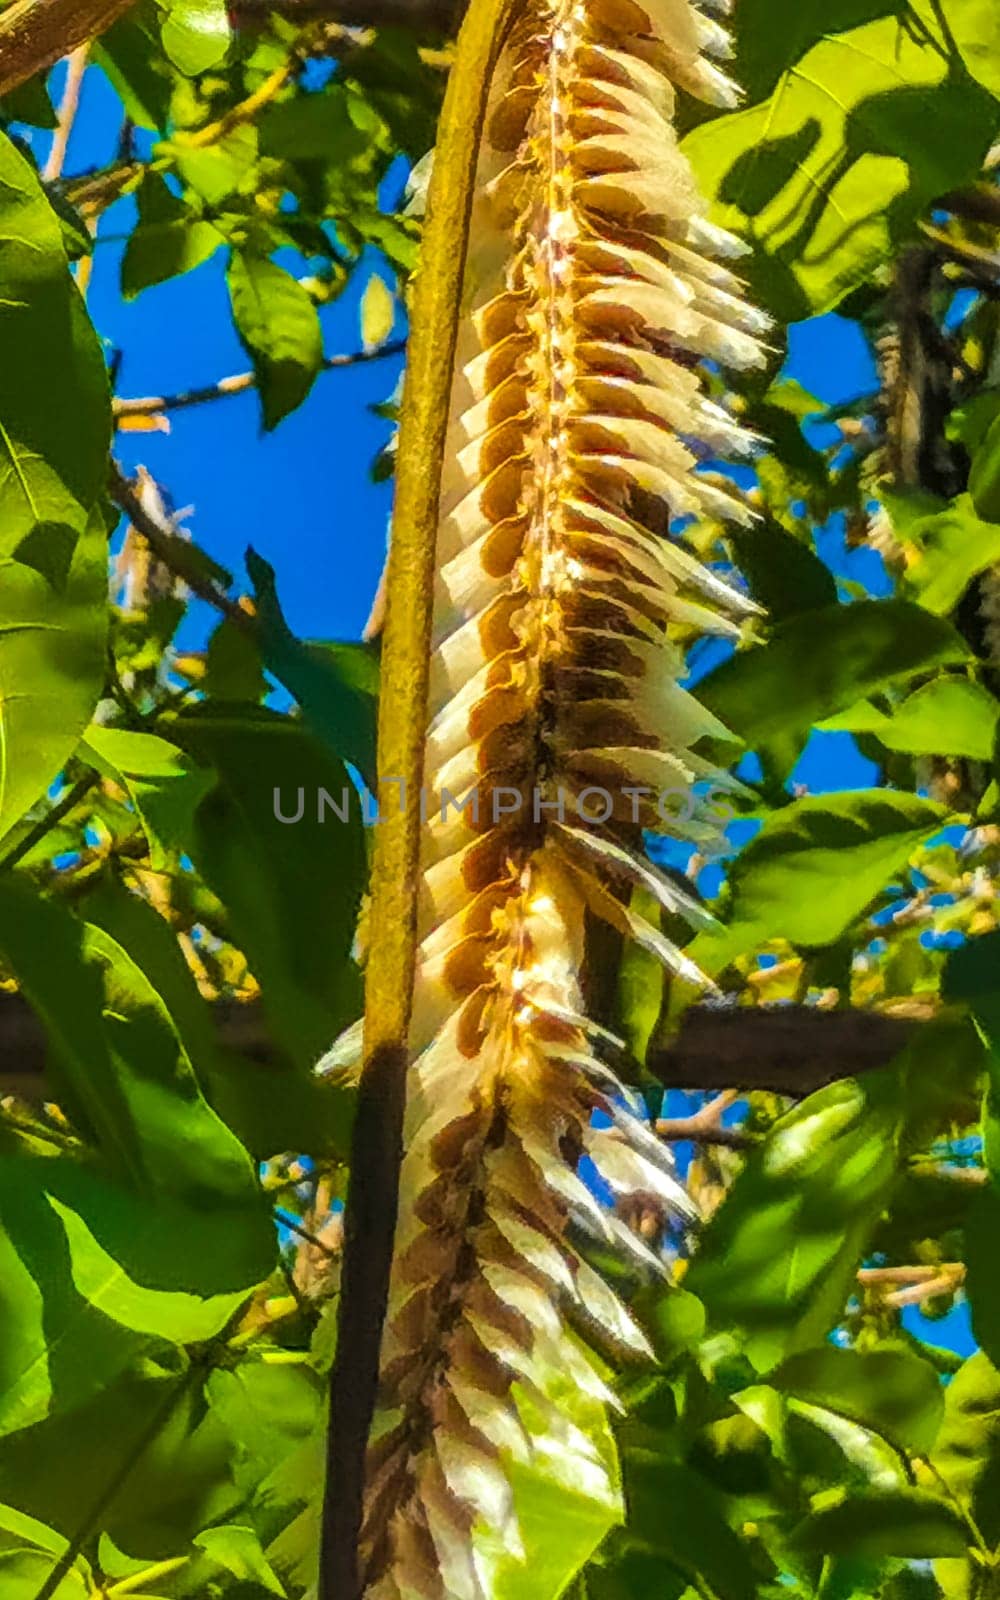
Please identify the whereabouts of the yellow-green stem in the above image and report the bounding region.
[319,0,520,1594]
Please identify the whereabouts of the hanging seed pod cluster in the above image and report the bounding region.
[362,1,767,1593]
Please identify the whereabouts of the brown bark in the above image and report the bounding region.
[1,992,927,1101]
[0,0,132,100]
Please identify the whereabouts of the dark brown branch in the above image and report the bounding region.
[3,996,929,1102]
[108,461,253,632]
[0,0,132,99]
[648,1003,927,1096]
[113,340,407,420]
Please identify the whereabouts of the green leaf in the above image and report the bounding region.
[167,125,258,208]
[687,1077,900,1371]
[930,1352,1000,1548]
[194,1525,286,1594]
[0,879,266,1209]
[684,8,998,319]
[730,521,837,623]
[942,0,1000,99]
[360,273,395,351]
[613,1458,755,1600]
[167,703,366,1074]
[246,548,379,785]
[227,252,322,430]
[819,679,999,761]
[121,174,225,297]
[258,83,370,163]
[80,726,214,871]
[0,1154,268,1436]
[792,1490,970,1559]
[202,616,268,702]
[0,1356,239,1552]
[964,1189,1000,1372]
[705,791,947,962]
[96,10,172,132]
[0,1505,68,1557]
[0,1552,88,1598]
[901,496,1000,614]
[159,0,231,76]
[699,601,970,757]
[0,511,107,845]
[970,412,1000,523]
[0,131,110,557]
[770,1346,944,1456]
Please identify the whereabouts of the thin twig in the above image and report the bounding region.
[108,461,253,632]
[858,1262,967,1309]
[113,339,407,419]
[655,1090,758,1150]
[275,1207,339,1259]
[43,44,90,182]
[0,775,100,873]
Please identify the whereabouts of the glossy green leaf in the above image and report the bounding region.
[0,511,107,845]
[0,1356,239,1552]
[969,413,1000,523]
[0,1552,89,1598]
[730,521,837,622]
[0,880,265,1203]
[227,252,322,430]
[81,726,214,870]
[687,1077,900,1371]
[771,1346,944,1456]
[930,1352,1000,1548]
[0,132,109,558]
[160,0,231,76]
[684,10,998,319]
[699,602,970,756]
[819,679,999,761]
[694,792,947,972]
[121,173,225,297]
[614,1458,755,1600]
[792,1490,969,1558]
[194,1524,286,1594]
[901,495,1000,614]
[167,703,366,1074]
[246,547,379,786]
[80,877,348,1159]
[0,1153,268,1437]
[95,11,172,131]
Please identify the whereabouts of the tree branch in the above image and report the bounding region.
[113,339,407,420]
[647,1003,928,1096]
[43,42,89,181]
[108,461,253,631]
[1,998,934,1103]
[0,0,131,99]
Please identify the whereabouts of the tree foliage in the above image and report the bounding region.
[0,0,999,1597]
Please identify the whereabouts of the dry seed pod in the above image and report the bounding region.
[361,1,766,1593]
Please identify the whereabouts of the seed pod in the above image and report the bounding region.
[361,3,767,1595]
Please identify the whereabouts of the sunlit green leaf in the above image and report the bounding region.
[227,252,323,430]
[684,9,998,318]
[0,511,107,846]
